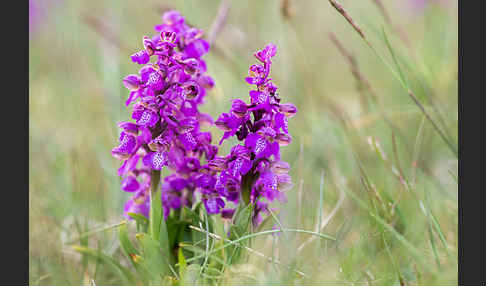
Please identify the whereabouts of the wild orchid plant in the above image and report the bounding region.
[111,10,221,220]
[211,44,297,227]
[109,10,297,283]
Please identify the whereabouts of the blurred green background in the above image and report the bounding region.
[29,0,457,285]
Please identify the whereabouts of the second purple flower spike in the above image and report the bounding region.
[211,44,297,226]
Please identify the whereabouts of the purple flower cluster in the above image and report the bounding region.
[210,44,297,225]
[112,10,222,219]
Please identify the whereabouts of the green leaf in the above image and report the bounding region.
[118,224,140,257]
[179,243,226,265]
[127,212,149,228]
[184,228,335,264]
[381,27,409,89]
[180,264,201,286]
[118,224,151,283]
[178,248,187,277]
[369,213,422,262]
[72,245,135,286]
[139,234,171,282]
[232,203,253,237]
[149,174,173,266]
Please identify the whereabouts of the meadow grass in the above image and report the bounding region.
[29,0,458,285]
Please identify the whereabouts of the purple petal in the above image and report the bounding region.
[131,50,150,65]
[276,133,292,146]
[221,208,236,219]
[124,196,150,219]
[178,131,198,151]
[117,155,140,176]
[254,44,277,63]
[162,10,185,26]
[245,133,270,159]
[139,65,155,82]
[185,39,210,58]
[249,90,267,104]
[169,177,188,191]
[132,109,159,127]
[228,156,252,177]
[125,90,141,106]
[199,75,215,89]
[204,197,224,214]
[118,122,139,135]
[274,112,289,134]
[143,152,168,170]
[279,103,297,117]
[123,74,141,91]
[147,71,164,91]
[231,99,248,117]
[121,176,140,192]
[194,173,216,189]
[270,160,290,174]
[112,133,137,160]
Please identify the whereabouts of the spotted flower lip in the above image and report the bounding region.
[112,10,222,219]
[111,132,137,160]
[132,107,159,127]
[143,151,168,170]
[245,133,279,159]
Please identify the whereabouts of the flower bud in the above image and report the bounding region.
[254,44,277,63]
[162,10,184,25]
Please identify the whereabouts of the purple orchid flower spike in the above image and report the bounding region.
[112,10,222,219]
[210,44,297,226]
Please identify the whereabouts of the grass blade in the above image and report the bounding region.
[72,245,135,286]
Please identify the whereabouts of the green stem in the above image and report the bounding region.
[150,170,161,195]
